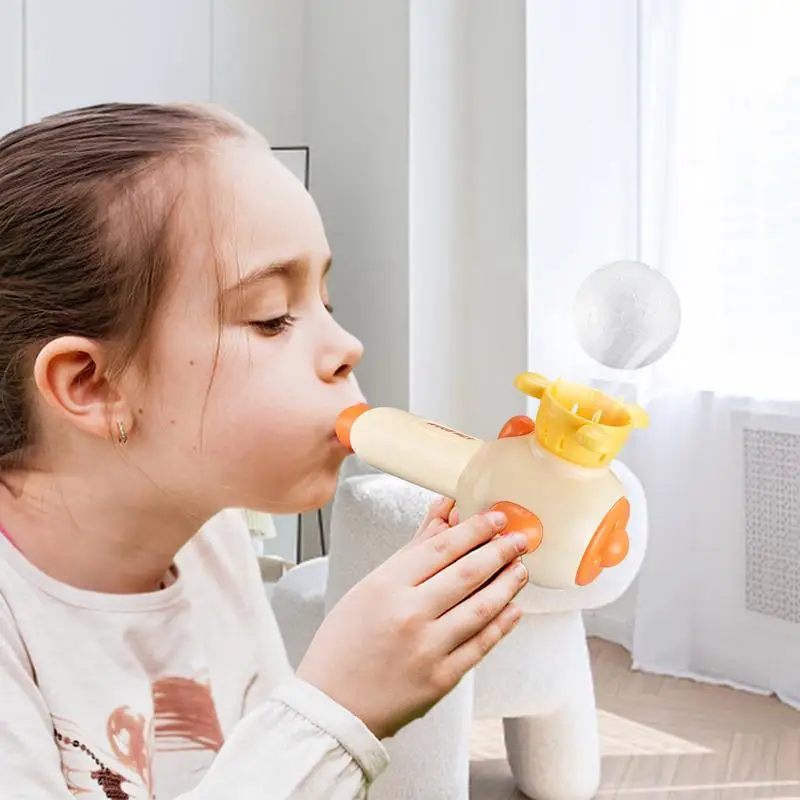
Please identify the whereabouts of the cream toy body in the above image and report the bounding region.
[336,371,648,592]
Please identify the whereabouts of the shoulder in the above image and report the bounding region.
[0,582,38,681]
[178,508,273,622]
[178,509,293,687]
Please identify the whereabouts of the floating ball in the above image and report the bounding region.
[573,260,681,370]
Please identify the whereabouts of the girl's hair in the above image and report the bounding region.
[0,102,246,471]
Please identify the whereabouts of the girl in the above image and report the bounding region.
[0,102,531,799]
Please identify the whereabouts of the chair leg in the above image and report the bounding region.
[503,661,600,800]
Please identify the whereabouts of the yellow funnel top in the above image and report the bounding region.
[515,372,649,468]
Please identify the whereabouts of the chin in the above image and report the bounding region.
[239,438,350,515]
[303,470,340,511]
[271,466,341,516]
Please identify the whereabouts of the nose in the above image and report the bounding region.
[320,322,364,382]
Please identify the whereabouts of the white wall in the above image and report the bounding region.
[304,0,528,439]
[450,0,528,439]
[0,2,23,136]
[0,0,304,143]
[303,0,413,411]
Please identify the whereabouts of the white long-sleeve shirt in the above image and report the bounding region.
[0,508,389,799]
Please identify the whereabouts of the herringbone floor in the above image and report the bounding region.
[470,638,800,799]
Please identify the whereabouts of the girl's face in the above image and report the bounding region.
[126,138,365,515]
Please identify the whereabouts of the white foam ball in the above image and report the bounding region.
[573,260,681,370]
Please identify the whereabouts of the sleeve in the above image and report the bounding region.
[182,510,391,798]
[183,678,390,799]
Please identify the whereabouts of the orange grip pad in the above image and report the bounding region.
[490,500,543,554]
[575,496,630,586]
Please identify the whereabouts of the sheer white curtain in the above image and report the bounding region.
[527,0,800,706]
[639,0,800,400]
[632,0,800,708]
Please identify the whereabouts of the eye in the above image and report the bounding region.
[250,314,298,337]
[325,303,334,314]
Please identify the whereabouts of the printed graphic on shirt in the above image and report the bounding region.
[152,675,225,753]
[55,672,225,799]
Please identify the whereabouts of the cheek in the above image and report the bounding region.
[206,393,343,512]
[194,340,317,450]
[210,363,341,482]
[132,327,226,449]
[210,386,323,462]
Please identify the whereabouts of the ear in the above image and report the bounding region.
[32,336,134,443]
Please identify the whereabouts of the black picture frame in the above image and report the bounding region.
[271,145,311,190]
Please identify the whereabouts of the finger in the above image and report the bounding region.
[416,503,460,546]
[413,517,449,545]
[411,495,456,542]
[436,558,527,652]
[440,602,523,681]
[428,535,529,619]
[401,510,509,585]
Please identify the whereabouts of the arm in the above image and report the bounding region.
[183,509,390,798]
[184,678,388,798]
[189,509,390,796]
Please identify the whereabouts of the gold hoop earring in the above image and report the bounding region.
[116,421,128,445]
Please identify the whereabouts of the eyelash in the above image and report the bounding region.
[251,304,334,337]
[251,314,298,336]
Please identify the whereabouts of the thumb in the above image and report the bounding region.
[413,505,460,545]
[410,495,456,544]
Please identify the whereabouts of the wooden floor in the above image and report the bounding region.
[470,638,800,800]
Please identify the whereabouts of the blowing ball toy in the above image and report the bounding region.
[335,371,648,592]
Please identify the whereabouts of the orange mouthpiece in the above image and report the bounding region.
[335,403,371,452]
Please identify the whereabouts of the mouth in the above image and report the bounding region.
[329,430,351,452]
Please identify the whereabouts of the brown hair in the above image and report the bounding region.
[0,102,246,471]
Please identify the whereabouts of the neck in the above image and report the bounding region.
[0,468,210,594]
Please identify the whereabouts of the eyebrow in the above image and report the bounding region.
[225,255,332,297]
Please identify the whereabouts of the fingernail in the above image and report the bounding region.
[510,533,529,553]
[514,561,529,581]
[487,511,506,530]
[508,605,522,623]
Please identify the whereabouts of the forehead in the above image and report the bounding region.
[223,138,328,264]
[181,138,330,289]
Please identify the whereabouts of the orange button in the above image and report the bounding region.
[575,497,630,586]
[335,403,371,452]
[497,415,536,439]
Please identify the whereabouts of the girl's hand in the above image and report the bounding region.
[296,497,528,740]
